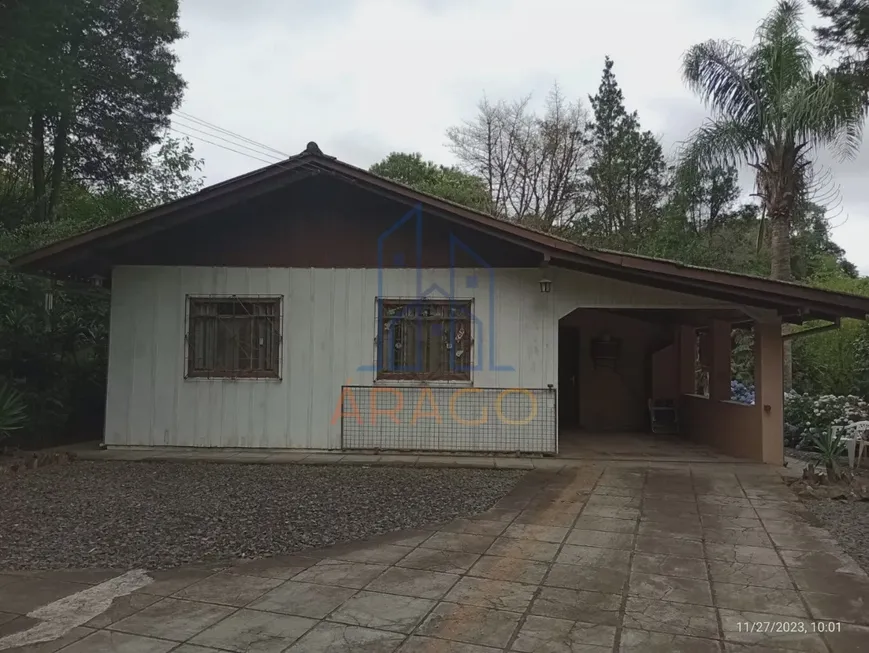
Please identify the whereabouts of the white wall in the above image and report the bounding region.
[104,266,734,449]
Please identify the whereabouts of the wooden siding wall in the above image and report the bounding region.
[105,266,736,449]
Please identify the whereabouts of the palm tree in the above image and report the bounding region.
[680,0,865,282]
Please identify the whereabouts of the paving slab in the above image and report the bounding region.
[396,549,480,575]
[328,591,434,633]
[628,572,713,606]
[545,562,628,594]
[630,552,708,579]
[530,587,622,626]
[415,601,521,648]
[172,571,282,606]
[399,636,501,652]
[443,577,535,612]
[189,609,316,652]
[512,614,615,652]
[290,559,386,589]
[467,555,547,585]
[284,622,405,652]
[246,581,356,618]
[619,628,721,653]
[365,566,460,600]
[485,537,560,562]
[713,582,809,617]
[421,532,496,555]
[622,596,719,638]
[107,597,235,641]
[707,560,795,589]
[53,630,175,653]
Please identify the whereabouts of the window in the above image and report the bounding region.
[377,299,472,381]
[186,296,281,379]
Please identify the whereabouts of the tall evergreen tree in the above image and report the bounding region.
[584,57,667,248]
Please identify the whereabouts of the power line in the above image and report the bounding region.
[175,111,289,158]
[172,118,284,162]
[168,127,279,166]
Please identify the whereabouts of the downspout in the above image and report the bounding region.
[782,318,841,341]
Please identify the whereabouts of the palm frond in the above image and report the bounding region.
[751,0,814,126]
[682,40,759,124]
[678,119,762,173]
[786,72,867,160]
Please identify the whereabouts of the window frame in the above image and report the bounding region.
[375,297,474,383]
[184,294,283,381]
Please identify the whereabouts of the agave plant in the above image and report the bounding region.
[809,427,846,481]
[0,382,27,443]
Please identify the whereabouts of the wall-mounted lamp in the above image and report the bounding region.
[539,255,552,293]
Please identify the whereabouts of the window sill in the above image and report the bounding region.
[184,376,283,383]
[373,378,473,388]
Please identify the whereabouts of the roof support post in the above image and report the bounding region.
[755,318,784,465]
[709,320,731,402]
[677,325,696,396]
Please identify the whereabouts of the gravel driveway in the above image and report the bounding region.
[0,461,523,570]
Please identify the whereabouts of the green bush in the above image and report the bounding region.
[0,381,27,442]
[784,392,869,448]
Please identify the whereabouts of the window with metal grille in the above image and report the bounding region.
[377,299,472,381]
[186,296,282,379]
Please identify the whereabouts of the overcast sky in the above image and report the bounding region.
[171,0,869,274]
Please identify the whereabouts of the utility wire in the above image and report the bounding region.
[175,111,289,158]
[171,118,284,162]
[168,127,280,166]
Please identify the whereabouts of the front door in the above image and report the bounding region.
[558,325,581,429]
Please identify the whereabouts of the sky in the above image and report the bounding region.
[171,0,869,274]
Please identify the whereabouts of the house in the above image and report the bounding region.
[13,142,869,464]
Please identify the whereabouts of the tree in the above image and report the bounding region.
[812,0,869,94]
[0,0,185,221]
[583,58,667,249]
[680,0,865,283]
[446,84,590,232]
[668,165,742,233]
[369,152,491,212]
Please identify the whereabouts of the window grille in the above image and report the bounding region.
[186,296,281,379]
[377,299,472,381]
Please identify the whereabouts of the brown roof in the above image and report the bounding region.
[11,142,869,322]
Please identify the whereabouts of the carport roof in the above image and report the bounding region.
[11,142,869,323]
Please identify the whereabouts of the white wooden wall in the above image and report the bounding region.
[104,266,733,449]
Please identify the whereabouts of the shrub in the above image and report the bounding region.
[784,392,869,449]
[730,380,755,404]
[0,382,27,442]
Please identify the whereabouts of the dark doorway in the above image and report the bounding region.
[558,325,581,430]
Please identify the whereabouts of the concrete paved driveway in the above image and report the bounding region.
[1,463,867,652]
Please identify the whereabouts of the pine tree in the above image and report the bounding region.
[584,57,666,249]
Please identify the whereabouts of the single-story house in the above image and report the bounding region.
[13,142,869,464]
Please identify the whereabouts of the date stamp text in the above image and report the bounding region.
[736,621,841,634]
